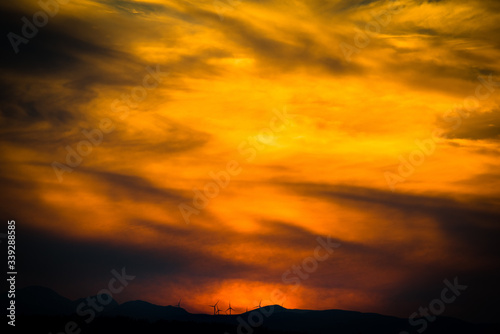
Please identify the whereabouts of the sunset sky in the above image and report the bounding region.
[1,0,500,322]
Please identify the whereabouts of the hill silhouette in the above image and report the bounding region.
[107,300,189,320]
[5,286,499,334]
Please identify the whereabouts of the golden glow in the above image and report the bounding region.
[1,0,500,318]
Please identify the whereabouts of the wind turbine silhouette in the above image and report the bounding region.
[209,300,219,315]
[254,300,262,309]
[176,299,181,308]
[226,302,234,315]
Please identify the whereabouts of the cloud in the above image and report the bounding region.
[1,0,500,323]
[444,109,500,140]
[283,182,500,262]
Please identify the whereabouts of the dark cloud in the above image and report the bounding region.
[94,0,169,16]
[79,169,189,203]
[179,4,362,76]
[444,109,500,140]
[164,49,233,78]
[305,0,385,15]
[274,182,500,320]
[282,182,500,260]
[220,20,355,75]
[97,114,212,155]
[0,7,139,76]
[14,224,259,300]
[14,216,343,300]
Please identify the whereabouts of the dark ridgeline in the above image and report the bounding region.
[5,286,500,334]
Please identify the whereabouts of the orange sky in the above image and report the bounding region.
[1,0,500,322]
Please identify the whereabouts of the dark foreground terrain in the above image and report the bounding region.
[5,286,500,334]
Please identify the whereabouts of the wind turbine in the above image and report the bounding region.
[176,299,181,308]
[254,300,262,309]
[226,302,234,315]
[209,300,219,315]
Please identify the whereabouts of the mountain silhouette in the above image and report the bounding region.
[6,286,499,334]
[11,286,75,316]
[107,300,189,321]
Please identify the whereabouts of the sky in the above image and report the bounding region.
[1,0,500,323]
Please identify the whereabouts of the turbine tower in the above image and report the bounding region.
[209,300,219,315]
[254,300,262,309]
[176,299,181,308]
[226,302,234,315]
